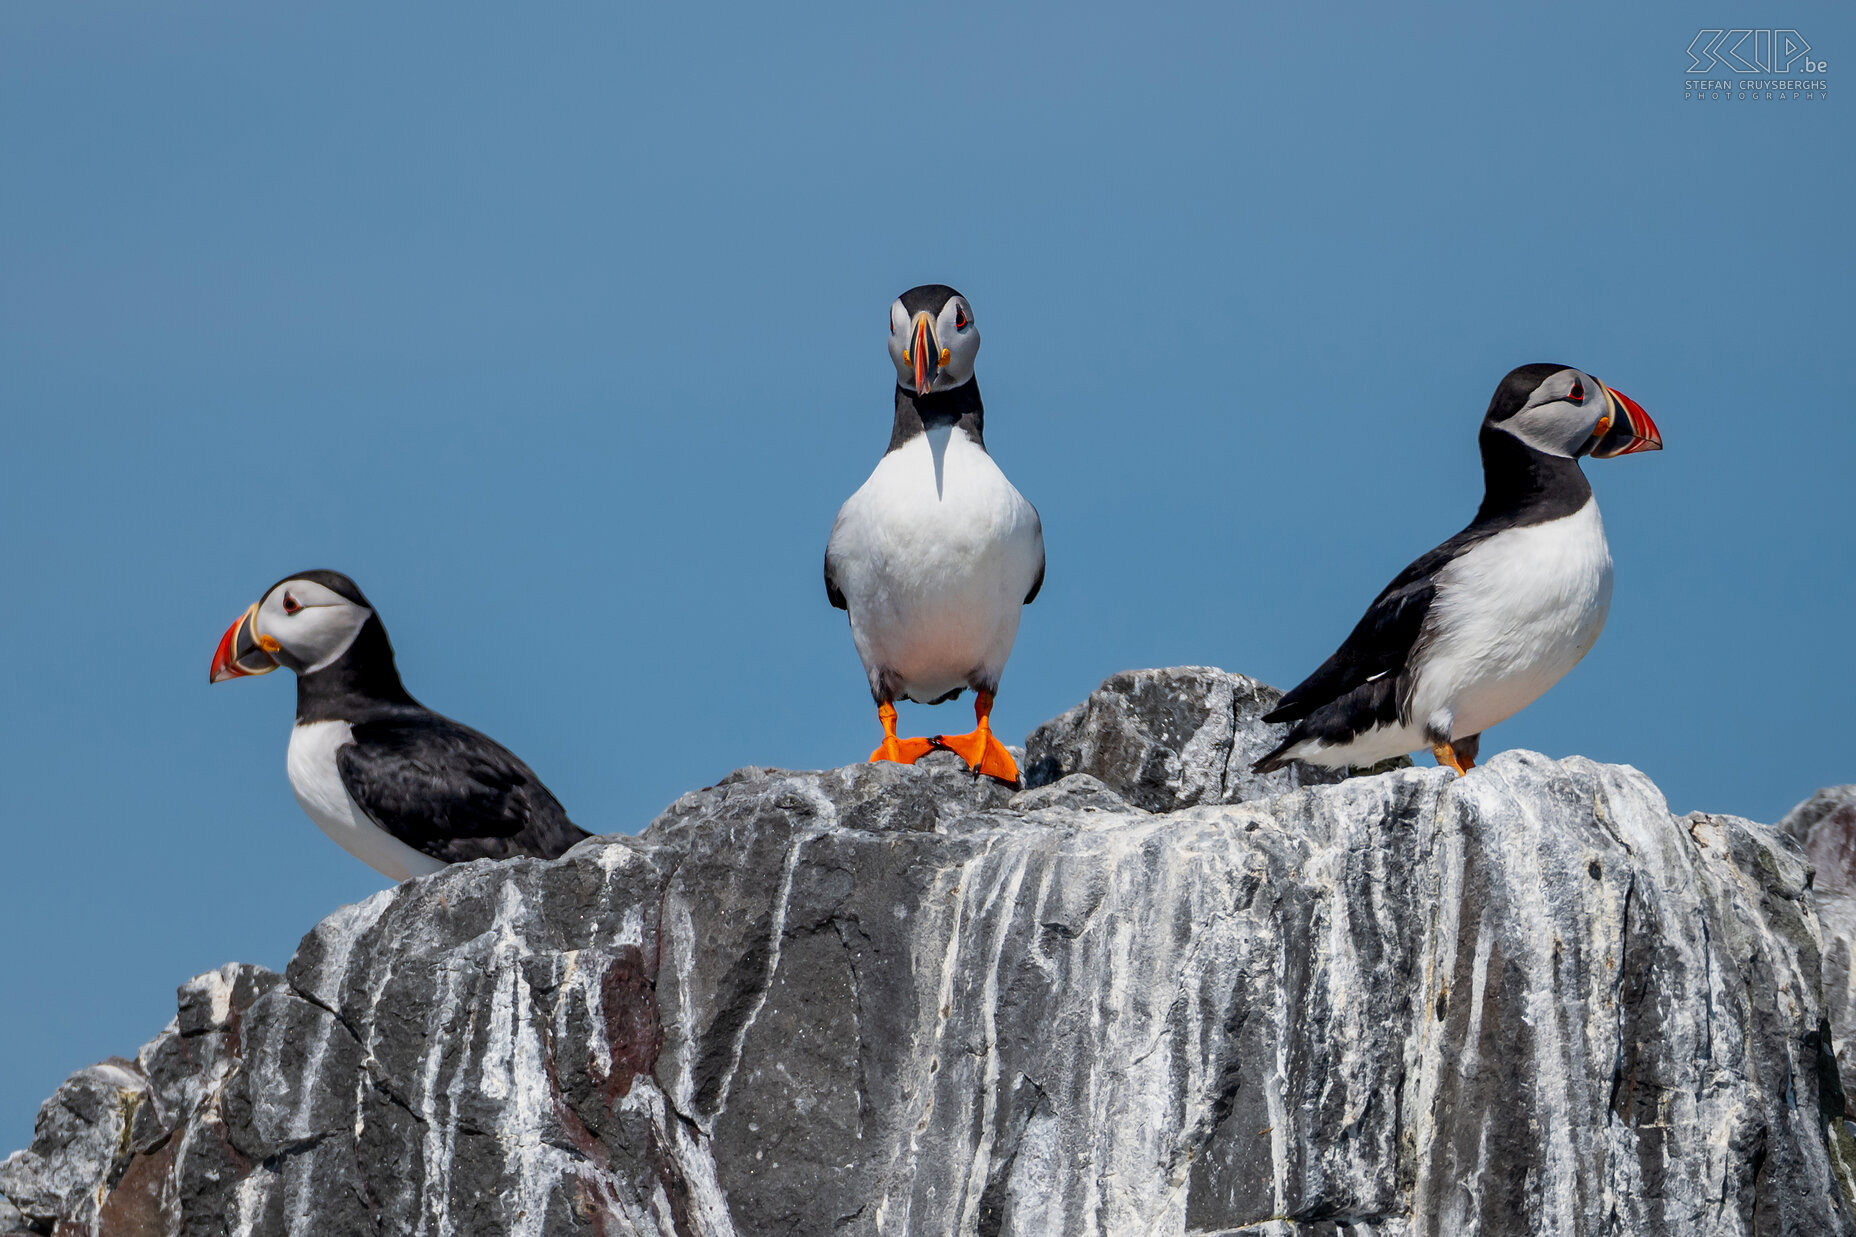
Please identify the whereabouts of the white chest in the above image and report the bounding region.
[850,427,1029,547]
[831,428,1041,604]
[827,426,1044,698]
[286,721,446,882]
[1415,501,1614,738]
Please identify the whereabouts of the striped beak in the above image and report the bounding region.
[210,602,280,683]
[1590,385,1662,459]
[909,313,939,395]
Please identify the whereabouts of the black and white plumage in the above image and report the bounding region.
[210,570,588,880]
[1255,363,1661,776]
[824,285,1044,782]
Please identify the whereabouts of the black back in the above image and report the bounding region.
[335,713,589,864]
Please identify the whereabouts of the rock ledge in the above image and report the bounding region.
[5,668,1854,1237]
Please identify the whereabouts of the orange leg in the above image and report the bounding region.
[870,701,936,765]
[932,691,1021,785]
[1432,740,1475,777]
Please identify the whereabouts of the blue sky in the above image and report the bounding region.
[1,2,1849,1145]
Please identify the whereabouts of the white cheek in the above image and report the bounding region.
[285,607,372,672]
[1510,403,1591,457]
[947,329,979,381]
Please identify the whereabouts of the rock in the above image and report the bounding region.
[1021,665,1349,811]
[0,963,285,1237]
[1784,786,1856,1092]
[5,668,1855,1237]
[1784,785,1856,892]
[0,1059,149,1231]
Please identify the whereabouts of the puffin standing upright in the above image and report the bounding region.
[824,285,1045,784]
[1255,364,1662,776]
[210,570,589,879]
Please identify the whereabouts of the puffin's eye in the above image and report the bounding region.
[1567,381,1585,404]
[281,592,302,615]
[955,308,970,331]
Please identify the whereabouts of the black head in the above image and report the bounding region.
[888,284,978,396]
[264,568,372,609]
[1483,363,1662,460]
[210,569,388,682]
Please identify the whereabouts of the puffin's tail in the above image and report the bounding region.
[1251,734,1299,775]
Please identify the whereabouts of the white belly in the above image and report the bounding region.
[1411,501,1614,741]
[286,721,447,882]
[827,427,1043,702]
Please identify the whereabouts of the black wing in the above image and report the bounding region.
[1262,528,1491,725]
[336,714,589,864]
[824,548,846,610]
[1022,505,1046,604]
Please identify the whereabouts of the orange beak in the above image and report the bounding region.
[1590,385,1662,458]
[210,602,280,683]
[912,315,933,394]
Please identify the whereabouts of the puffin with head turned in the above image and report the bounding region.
[824,284,1045,784]
[1255,363,1662,776]
[210,570,589,880]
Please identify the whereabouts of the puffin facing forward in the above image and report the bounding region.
[824,285,1045,784]
[1255,364,1661,776]
[210,571,589,879]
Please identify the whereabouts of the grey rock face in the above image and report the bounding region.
[0,1059,148,1231]
[1784,785,1856,889]
[1022,665,1349,811]
[5,669,1855,1236]
[1784,785,1856,1088]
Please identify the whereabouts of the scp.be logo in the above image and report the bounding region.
[1686,29,1823,74]
[1684,29,1828,101]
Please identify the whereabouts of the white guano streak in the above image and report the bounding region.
[954,847,1031,1231]
[705,814,820,1125]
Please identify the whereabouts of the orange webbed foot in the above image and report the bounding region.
[870,701,935,765]
[871,735,938,764]
[931,727,1021,785]
[932,691,1020,786]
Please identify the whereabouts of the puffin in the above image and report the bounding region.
[1254,364,1661,776]
[209,570,589,879]
[824,284,1045,784]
